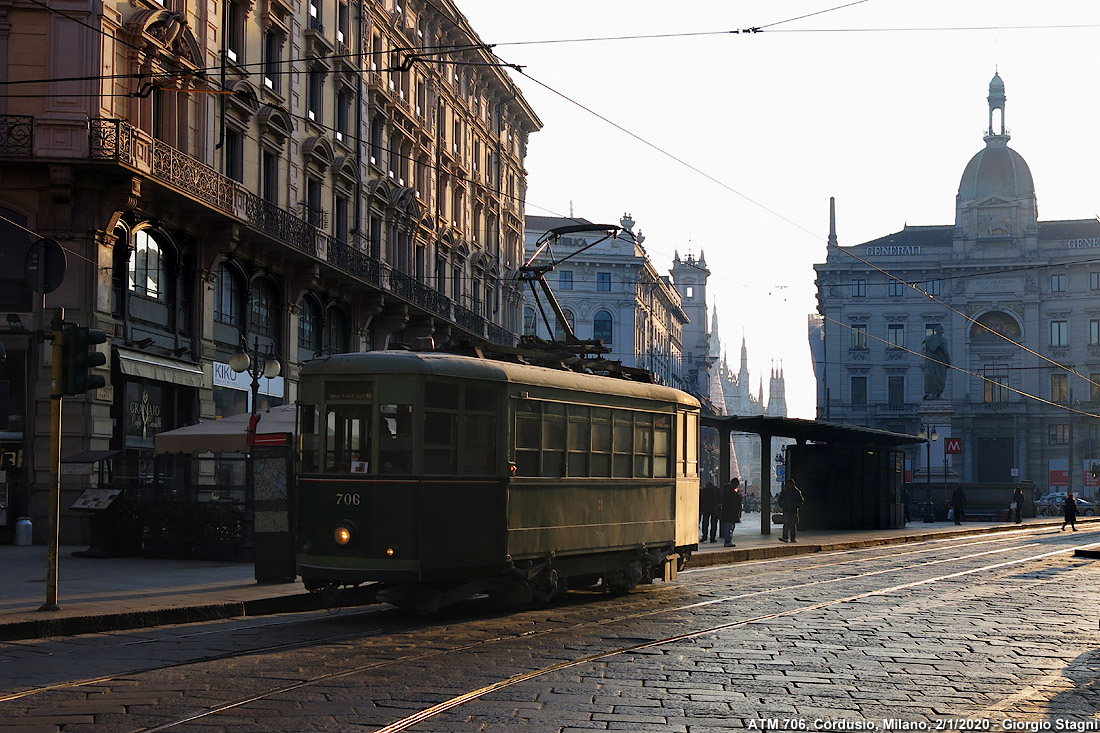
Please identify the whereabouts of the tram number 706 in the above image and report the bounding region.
[336,493,361,506]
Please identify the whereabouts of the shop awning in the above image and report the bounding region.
[116,347,204,388]
[154,404,297,454]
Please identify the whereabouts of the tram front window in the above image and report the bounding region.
[324,406,371,473]
[380,403,413,473]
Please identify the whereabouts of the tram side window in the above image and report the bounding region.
[679,411,698,477]
[324,406,371,473]
[654,414,671,478]
[567,405,589,476]
[633,413,652,477]
[515,400,540,476]
[462,385,497,474]
[612,410,633,477]
[301,405,321,473]
[542,402,566,477]
[424,383,459,474]
[590,407,612,477]
[380,403,413,473]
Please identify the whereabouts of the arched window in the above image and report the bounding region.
[298,296,322,358]
[323,306,351,353]
[523,307,536,336]
[250,278,278,337]
[214,263,244,326]
[129,230,165,299]
[593,310,613,344]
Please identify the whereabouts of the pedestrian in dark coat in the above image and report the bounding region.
[720,478,743,547]
[777,479,804,543]
[1012,486,1025,524]
[951,486,967,525]
[700,482,720,542]
[1062,492,1078,531]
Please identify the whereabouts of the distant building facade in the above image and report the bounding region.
[814,73,1100,499]
[522,214,692,391]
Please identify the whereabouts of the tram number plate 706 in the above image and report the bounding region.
[336,493,361,506]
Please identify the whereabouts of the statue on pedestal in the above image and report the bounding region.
[922,325,950,400]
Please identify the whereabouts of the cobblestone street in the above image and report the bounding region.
[2,525,1098,732]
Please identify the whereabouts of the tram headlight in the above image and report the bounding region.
[386,545,399,558]
[334,524,353,546]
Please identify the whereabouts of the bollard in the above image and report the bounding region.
[13,516,32,546]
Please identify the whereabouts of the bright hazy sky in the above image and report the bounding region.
[460,1,1100,418]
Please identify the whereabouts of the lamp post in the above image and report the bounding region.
[917,424,939,522]
[229,337,282,557]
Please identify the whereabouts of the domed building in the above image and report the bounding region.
[813,73,1100,503]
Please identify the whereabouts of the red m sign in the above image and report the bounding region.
[945,438,963,454]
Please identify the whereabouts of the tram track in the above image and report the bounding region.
[3,527,1095,728]
[96,530,1100,731]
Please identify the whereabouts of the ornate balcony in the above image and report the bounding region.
[0,115,33,155]
[84,117,517,346]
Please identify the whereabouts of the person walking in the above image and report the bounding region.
[720,478,743,547]
[951,486,967,525]
[700,482,720,542]
[777,479,804,543]
[1062,492,1078,531]
[1012,486,1025,524]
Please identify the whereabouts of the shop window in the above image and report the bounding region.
[298,297,322,358]
[323,306,350,353]
[250,279,277,337]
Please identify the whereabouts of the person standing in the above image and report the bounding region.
[1012,486,1025,524]
[777,479,805,543]
[720,478,743,547]
[951,486,967,525]
[1062,492,1078,531]
[700,482,720,542]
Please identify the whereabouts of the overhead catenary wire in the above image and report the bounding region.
[17,0,1100,417]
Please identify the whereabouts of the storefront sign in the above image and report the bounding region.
[213,360,284,397]
[129,386,162,440]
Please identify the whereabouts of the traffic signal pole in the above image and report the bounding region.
[40,309,66,612]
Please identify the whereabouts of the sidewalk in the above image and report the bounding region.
[2,515,1092,641]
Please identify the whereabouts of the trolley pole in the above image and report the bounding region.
[40,308,65,612]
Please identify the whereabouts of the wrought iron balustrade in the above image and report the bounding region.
[0,115,33,155]
[242,190,316,254]
[388,269,451,318]
[486,322,515,347]
[325,235,381,285]
[152,139,234,213]
[89,118,135,164]
[454,303,487,336]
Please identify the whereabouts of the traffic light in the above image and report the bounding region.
[63,325,107,395]
[1092,465,1100,480]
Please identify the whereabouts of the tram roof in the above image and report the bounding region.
[302,351,701,407]
[701,414,921,447]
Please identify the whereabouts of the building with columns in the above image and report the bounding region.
[522,214,694,392]
[814,73,1100,500]
[0,0,540,542]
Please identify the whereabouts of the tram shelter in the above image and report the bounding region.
[701,415,920,534]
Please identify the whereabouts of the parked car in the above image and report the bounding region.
[1035,492,1097,517]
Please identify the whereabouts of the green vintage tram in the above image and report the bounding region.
[295,350,700,612]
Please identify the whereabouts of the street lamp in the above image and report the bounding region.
[917,425,939,522]
[229,336,282,557]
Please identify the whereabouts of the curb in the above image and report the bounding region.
[690,517,1093,568]
[2,519,1092,641]
[0,586,381,642]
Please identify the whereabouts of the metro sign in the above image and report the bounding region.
[945,438,963,454]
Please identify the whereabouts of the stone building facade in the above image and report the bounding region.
[0,0,540,541]
[814,73,1100,500]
